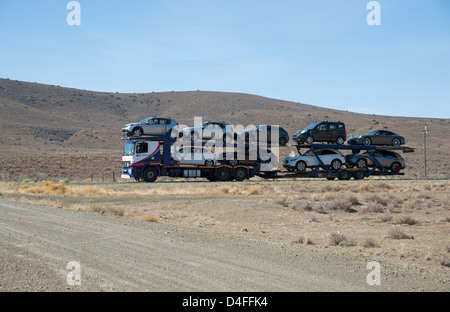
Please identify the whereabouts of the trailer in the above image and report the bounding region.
[256,143,414,181]
[121,133,414,182]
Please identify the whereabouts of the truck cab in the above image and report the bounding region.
[121,139,162,180]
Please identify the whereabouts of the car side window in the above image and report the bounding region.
[317,124,328,131]
[329,124,336,130]
[338,124,344,129]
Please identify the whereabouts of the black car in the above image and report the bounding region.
[292,121,346,145]
[234,125,289,146]
[347,130,406,146]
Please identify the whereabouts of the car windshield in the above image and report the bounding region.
[366,130,378,135]
[302,150,314,156]
[123,141,136,156]
[304,122,320,131]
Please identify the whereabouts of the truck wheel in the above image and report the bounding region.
[143,167,158,182]
[352,170,365,180]
[338,170,351,180]
[234,167,247,181]
[216,167,231,182]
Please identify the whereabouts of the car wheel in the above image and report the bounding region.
[216,167,231,181]
[295,160,307,172]
[143,167,158,183]
[330,159,342,170]
[205,159,214,167]
[391,162,402,173]
[305,136,314,145]
[279,137,287,146]
[229,159,238,166]
[234,167,247,181]
[356,158,367,169]
[392,138,401,146]
[362,138,371,146]
[132,128,142,137]
[191,132,199,141]
[336,136,345,145]
[352,170,365,180]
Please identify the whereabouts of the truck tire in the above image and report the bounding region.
[234,167,247,182]
[143,167,158,183]
[216,167,231,182]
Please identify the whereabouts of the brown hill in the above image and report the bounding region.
[0,78,448,180]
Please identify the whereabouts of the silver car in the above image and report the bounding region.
[122,117,178,137]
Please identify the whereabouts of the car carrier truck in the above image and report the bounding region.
[121,132,414,183]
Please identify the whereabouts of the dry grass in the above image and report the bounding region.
[329,232,356,246]
[142,215,158,222]
[387,227,413,240]
[397,216,419,226]
[362,238,379,248]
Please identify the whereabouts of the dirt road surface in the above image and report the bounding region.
[0,198,447,292]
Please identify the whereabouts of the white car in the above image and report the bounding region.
[282,149,346,172]
[175,147,217,166]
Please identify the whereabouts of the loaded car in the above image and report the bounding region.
[346,150,406,172]
[175,146,217,166]
[347,130,405,146]
[292,121,346,145]
[179,121,234,143]
[218,148,279,168]
[122,116,178,137]
[282,148,346,172]
[234,125,289,146]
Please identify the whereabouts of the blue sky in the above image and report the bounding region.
[0,0,449,118]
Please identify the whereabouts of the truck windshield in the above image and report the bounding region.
[123,141,136,156]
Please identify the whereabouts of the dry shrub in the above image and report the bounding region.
[20,181,68,195]
[292,236,314,245]
[362,238,379,248]
[397,216,419,225]
[72,186,105,196]
[375,182,392,190]
[142,215,158,222]
[378,214,393,222]
[387,227,413,239]
[107,207,124,217]
[330,232,348,246]
[90,204,106,214]
[365,194,388,206]
[248,186,261,195]
[327,196,358,213]
[276,197,289,207]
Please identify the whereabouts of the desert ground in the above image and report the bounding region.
[0,179,448,291]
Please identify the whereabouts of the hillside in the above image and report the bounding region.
[0,78,448,180]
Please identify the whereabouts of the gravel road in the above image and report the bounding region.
[0,198,447,292]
